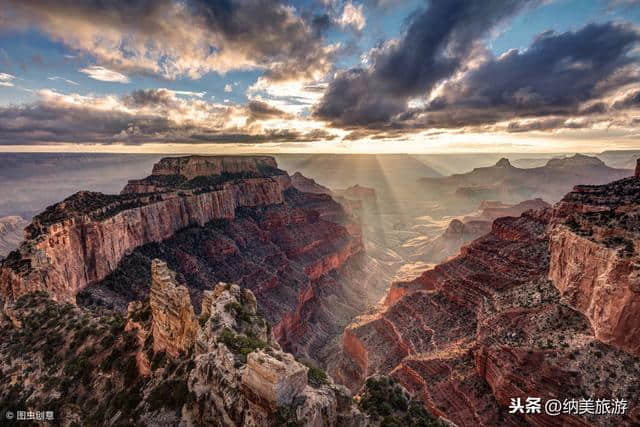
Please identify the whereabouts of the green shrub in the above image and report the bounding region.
[299,360,328,388]
[359,377,445,426]
[217,328,268,363]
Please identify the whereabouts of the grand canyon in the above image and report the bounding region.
[2,0,640,425]
[1,152,639,426]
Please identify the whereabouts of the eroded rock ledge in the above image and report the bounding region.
[0,157,288,303]
[338,174,640,426]
[145,259,362,426]
[0,259,367,426]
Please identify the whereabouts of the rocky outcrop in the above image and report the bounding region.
[2,156,383,373]
[548,177,640,357]
[635,158,640,177]
[150,259,198,358]
[0,263,364,426]
[0,215,27,258]
[338,174,640,426]
[75,180,379,367]
[150,261,363,427]
[333,185,376,204]
[290,172,332,195]
[0,159,288,304]
[151,155,278,179]
[241,351,308,409]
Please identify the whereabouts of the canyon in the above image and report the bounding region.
[0,156,390,367]
[337,165,640,426]
[0,259,366,426]
[1,153,639,426]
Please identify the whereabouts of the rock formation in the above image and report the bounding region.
[333,185,377,204]
[338,173,640,426]
[0,216,27,258]
[0,173,286,303]
[420,154,632,214]
[151,155,278,179]
[241,351,308,409]
[548,176,640,357]
[0,262,367,426]
[149,259,198,358]
[0,156,391,374]
[290,172,332,195]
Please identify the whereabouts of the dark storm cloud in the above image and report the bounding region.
[612,90,640,109]
[314,0,541,126]
[405,22,640,131]
[1,0,333,81]
[507,118,568,133]
[434,23,640,113]
[316,2,640,136]
[0,102,172,145]
[190,128,337,144]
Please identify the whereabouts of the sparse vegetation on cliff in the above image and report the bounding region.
[297,359,328,387]
[358,376,445,426]
[217,327,270,363]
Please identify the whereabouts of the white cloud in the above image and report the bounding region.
[4,1,332,83]
[79,66,130,83]
[162,89,206,98]
[47,76,80,85]
[337,2,366,31]
[224,84,233,93]
[0,72,15,87]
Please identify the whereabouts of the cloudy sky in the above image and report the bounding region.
[0,0,639,153]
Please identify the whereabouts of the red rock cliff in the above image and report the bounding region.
[338,175,640,426]
[0,159,286,303]
[549,177,640,357]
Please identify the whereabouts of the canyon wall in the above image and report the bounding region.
[337,174,640,426]
[0,156,291,305]
[0,178,284,303]
[548,177,640,357]
[0,155,384,372]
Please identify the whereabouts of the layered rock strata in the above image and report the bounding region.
[145,261,361,426]
[151,155,279,179]
[338,174,640,426]
[149,259,198,358]
[0,156,390,371]
[0,262,364,426]
[549,176,640,357]
[0,175,285,303]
